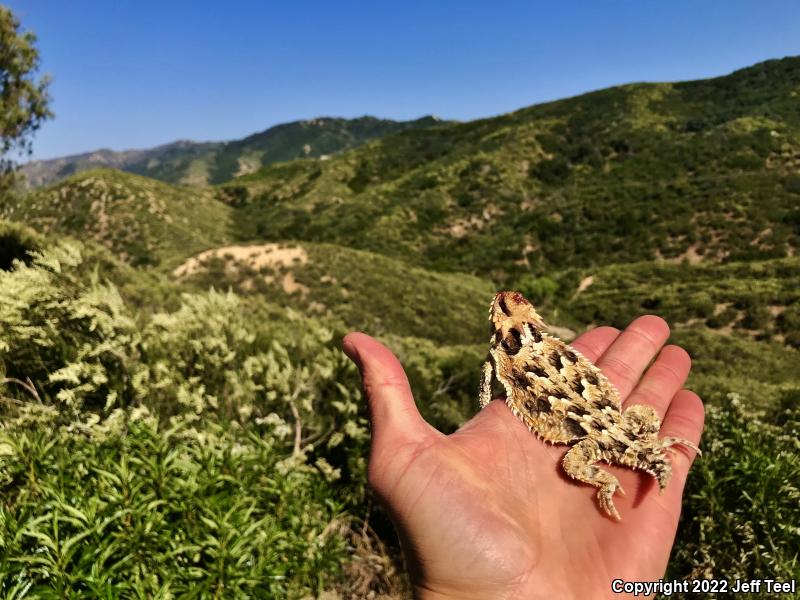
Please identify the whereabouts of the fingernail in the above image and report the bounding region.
[341,334,361,366]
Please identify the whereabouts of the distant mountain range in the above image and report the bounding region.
[20,115,446,187]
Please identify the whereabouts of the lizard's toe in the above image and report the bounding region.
[598,489,622,521]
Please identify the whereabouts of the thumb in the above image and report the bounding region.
[342,332,431,449]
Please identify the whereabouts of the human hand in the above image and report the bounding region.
[343,316,704,600]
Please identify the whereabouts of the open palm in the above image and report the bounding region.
[343,316,704,600]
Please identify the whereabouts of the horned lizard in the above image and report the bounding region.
[478,291,700,520]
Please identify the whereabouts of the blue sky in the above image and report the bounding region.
[8,1,800,160]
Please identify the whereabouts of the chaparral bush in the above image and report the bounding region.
[0,243,374,597]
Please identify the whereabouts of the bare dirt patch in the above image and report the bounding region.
[442,203,504,238]
[656,243,703,265]
[173,244,311,296]
[173,244,308,278]
[280,271,310,296]
[769,305,786,317]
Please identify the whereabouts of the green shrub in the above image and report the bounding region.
[0,419,350,597]
[686,292,715,319]
[777,304,800,347]
[0,243,139,416]
[0,221,42,271]
[739,304,771,330]
[532,157,570,185]
[0,239,376,596]
[668,395,800,598]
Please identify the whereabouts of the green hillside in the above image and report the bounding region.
[21,116,445,187]
[201,115,445,185]
[172,241,495,345]
[550,257,800,407]
[556,257,800,346]
[225,57,800,279]
[2,169,233,268]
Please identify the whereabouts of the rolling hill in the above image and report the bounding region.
[222,57,800,280]
[171,241,495,345]
[2,169,232,267]
[20,115,445,188]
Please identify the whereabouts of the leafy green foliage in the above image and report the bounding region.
[0,7,51,158]
[0,420,349,597]
[0,6,51,197]
[0,242,139,415]
[668,395,800,598]
[0,242,377,596]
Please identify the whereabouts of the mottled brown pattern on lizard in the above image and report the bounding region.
[479,291,700,520]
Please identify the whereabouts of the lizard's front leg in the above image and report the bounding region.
[479,356,494,408]
[562,438,626,520]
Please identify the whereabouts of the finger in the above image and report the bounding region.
[660,389,705,492]
[623,345,691,418]
[595,315,670,400]
[570,326,621,363]
[342,332,431,449]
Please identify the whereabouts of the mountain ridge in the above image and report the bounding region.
[12,56,800,281]
[21,115,446,188]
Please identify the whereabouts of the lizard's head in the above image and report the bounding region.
[489,291,546,337]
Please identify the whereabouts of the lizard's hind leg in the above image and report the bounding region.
[562,439,626,521]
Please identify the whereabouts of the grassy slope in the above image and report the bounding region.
[225,57,800,280]
[557,257,800,342]
[173,241,495,345]
[2,169,233,269]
